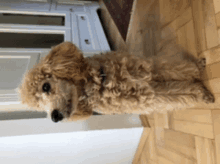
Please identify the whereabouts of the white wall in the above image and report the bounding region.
[0,116,143,163]
[0,115,142,137]
[0,128,143,164]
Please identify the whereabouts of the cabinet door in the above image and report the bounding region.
[0,29,70,50]
[54,1,87,12]
[0,51,40,102]
[0,0,51,11]
[0,10,71,30]
[71,13,102,55]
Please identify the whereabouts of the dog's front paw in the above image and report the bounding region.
[203,88,215,104]
[198,58,206,71]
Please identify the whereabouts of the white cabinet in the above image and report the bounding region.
[55,1,110,56]
[0,0,110,109]
[0,1,110,54]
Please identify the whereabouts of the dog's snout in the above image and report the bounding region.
[51,109,64,123]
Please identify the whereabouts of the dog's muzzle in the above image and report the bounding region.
[51,109,64,123]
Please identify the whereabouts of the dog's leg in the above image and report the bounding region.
[152,55,206,82]
[197,58,206,72]
[193,79,215,104]
[152,62,201,82]
[196,58,206,80]
[150,80,215,109]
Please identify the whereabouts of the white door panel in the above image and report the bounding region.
[0,51,40,102]
[0,0,51,11]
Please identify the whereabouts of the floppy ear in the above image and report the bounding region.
[41,42,88,82]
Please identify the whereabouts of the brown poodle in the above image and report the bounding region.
[19,42,215,123]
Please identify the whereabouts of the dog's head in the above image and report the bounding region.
[19,42,92,122]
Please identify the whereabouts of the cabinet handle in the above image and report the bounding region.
[85,39,90,44]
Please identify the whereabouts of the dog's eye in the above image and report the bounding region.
[42,83,51,93]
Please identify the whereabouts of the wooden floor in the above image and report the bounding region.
[99,0,220,164]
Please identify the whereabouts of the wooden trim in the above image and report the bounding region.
[132,127,151,164]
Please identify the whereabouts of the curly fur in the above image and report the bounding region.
[19,42,215,122]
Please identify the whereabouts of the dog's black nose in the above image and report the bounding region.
[51,109,64,123]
